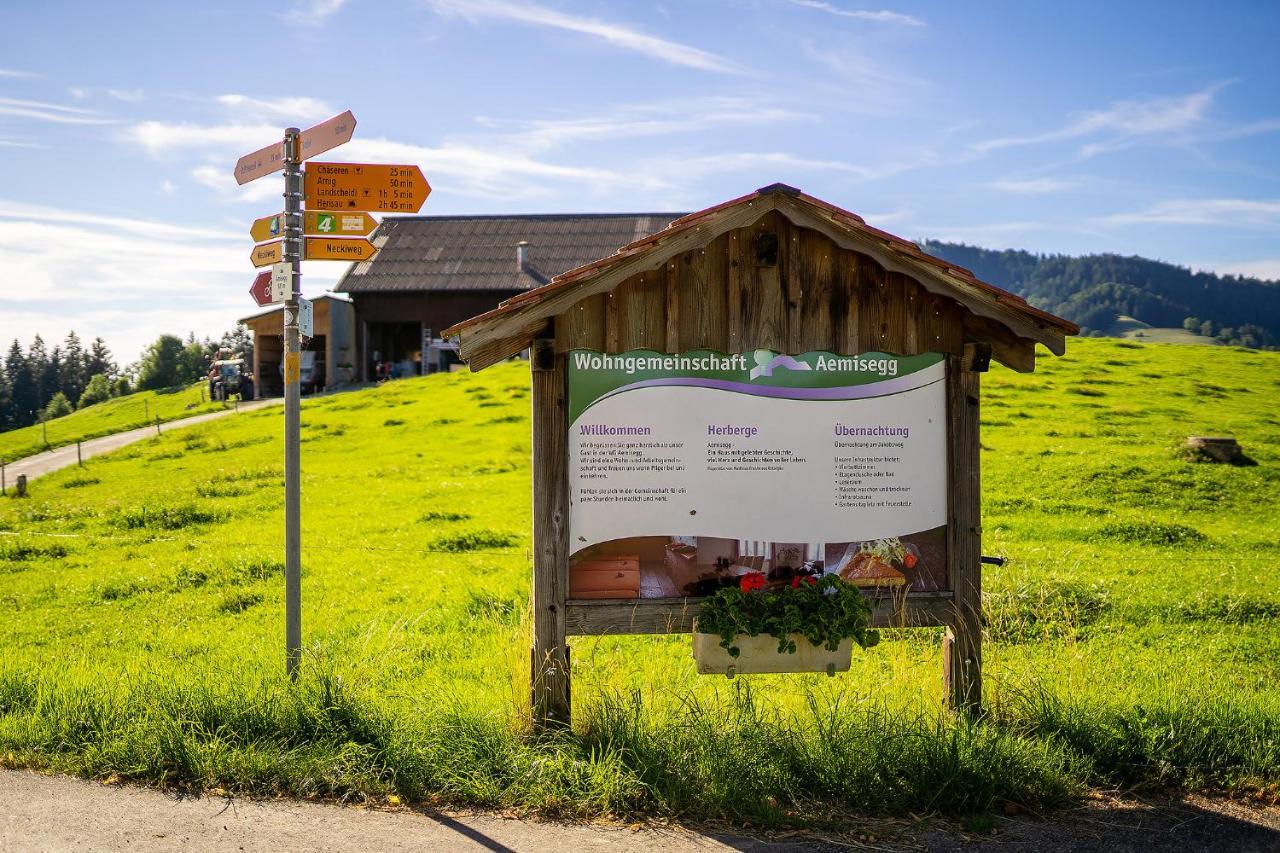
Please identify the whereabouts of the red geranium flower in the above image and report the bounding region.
[790,575,818,588]
[739,572,767,592]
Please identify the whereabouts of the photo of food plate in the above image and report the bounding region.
[823,527,948,593]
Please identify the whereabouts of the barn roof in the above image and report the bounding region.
[334,213,681,294]
[442,184,1077,371]
[238,292,350,325]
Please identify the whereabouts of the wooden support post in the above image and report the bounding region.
[15,474,27,499]
[76,440,82,467]
[530,333,571,729]
[944,353,983,715]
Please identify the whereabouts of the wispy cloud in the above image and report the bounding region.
[787,0,925,27]
[0,68,42,79]
[0,135,43,150]
[800,39,920,87]
[0,96,115,125]
[987,177,1080,194]
[215,94,334,122]
[427,0,741,73]
[0,198,250,358]
[107,88,146,103]
[126,120,282,157]
[280,0,348,27]
[476,97,814,151]
[1102,198,1280,228]
[972,83,1226,156]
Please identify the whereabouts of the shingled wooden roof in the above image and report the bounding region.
[442,184,1077,372]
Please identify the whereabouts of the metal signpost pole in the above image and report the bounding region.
[283,127,303,680]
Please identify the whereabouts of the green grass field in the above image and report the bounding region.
[1,338,1278,825]
[0,383,227,463]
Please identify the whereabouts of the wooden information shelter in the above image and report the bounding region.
[443,184,1076,727]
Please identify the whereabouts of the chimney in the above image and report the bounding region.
[516,240,530,271]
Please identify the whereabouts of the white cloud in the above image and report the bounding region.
[125,120,282,156]
[987,177,1080,194]
[0,136,42,149]
[107,88,146,103]
[0,68,42,79]
[972,83,1225,156]
[0,96,115,125]
[799,39,925,90]
[1102,198,1280,228]
[476,97,814,151]
[427,0,741,73]
[280,0,348,26]
[215,94,334,123]
[0,199,251,359]
[787,0,925,27]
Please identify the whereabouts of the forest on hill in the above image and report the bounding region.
[921,241,1280,348]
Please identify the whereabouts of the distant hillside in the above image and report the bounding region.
[920,241,1280,349]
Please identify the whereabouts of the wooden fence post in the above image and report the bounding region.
[530,333,571,729]
[944,348,984,715]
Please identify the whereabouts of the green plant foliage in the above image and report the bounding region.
[696,575,879,656]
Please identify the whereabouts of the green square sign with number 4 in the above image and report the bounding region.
[315,213,335,233]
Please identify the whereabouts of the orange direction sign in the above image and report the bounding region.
[304,210,377,237]
[304,163,429,213]
[250,213,284,243]
[250,241,283,268]
[305,237,377,262]
[234,110,357,185]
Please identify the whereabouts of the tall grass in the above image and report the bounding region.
[1,339,1279,823]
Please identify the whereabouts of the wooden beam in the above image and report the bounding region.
[785,224,802,353]
[565,592,955,636]
[727,230,743,352]
[665,258,680,352]
[964,313,1035,373]
[944,356,982,716]
[530,337,571,729]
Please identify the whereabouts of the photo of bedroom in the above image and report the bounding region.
[568,538,827,600]
[823,527,948,593]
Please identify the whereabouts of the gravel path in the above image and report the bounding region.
[1,399,281,487]
[1,770,1277,853]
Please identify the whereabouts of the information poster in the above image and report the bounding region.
[567,350,948,600]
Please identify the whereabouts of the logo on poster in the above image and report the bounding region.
[749,351,812,380]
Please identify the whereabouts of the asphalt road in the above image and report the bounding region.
[2,770,1278,853]
[1,398,281,487]
[0,771,813,853]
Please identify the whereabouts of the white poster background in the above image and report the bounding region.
[569,365,946,553]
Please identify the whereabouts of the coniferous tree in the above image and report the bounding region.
[60,331,87,405]
[27,336,49,409]
[86,337,116,380]
[40,345,63,412]
[6,340,39,429]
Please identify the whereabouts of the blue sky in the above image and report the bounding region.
[2,0,1278,362]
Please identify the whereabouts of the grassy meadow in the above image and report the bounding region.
[0,382,226,463]
[1,337,1278,825]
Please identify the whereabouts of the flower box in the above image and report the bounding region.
[692,631,853,676]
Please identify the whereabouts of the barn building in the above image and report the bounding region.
[239,293,355,397]
[331,214,680,381]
